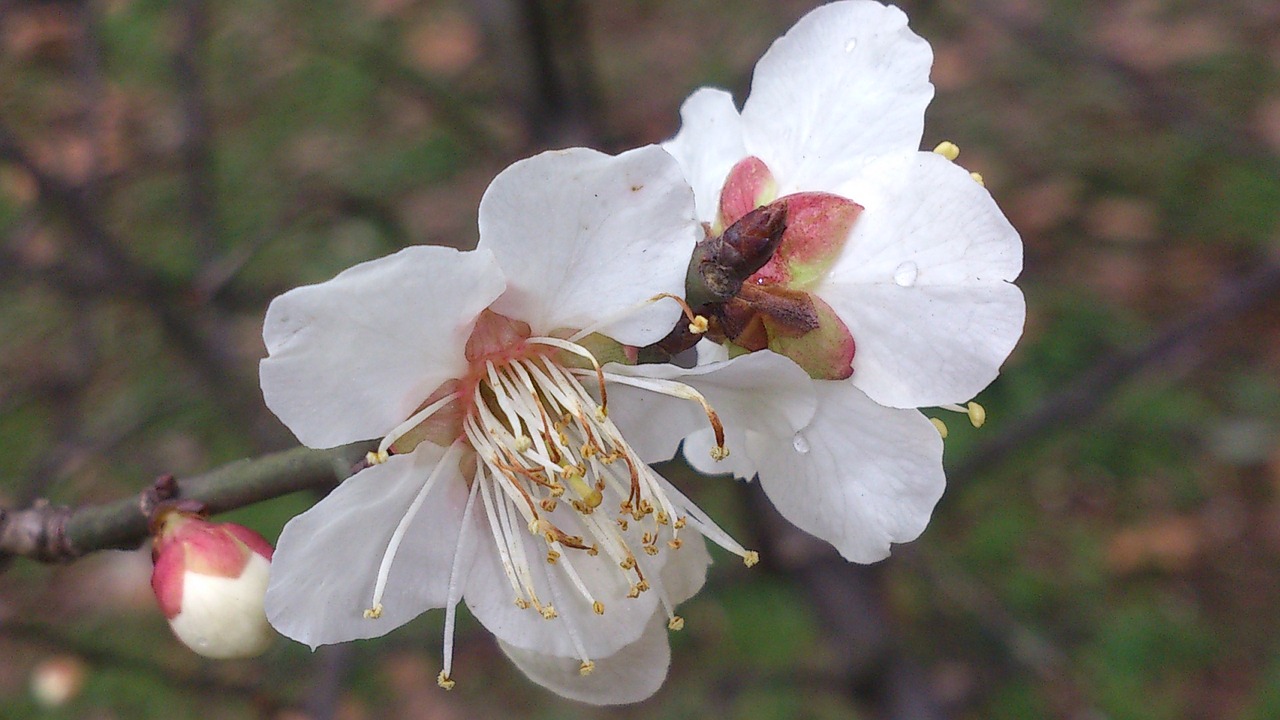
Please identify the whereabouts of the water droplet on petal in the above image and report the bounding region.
[792,432,810,454]
[844,38,858,53]
[893,261,919,287]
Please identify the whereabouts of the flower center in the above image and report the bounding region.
[363,309,758,686]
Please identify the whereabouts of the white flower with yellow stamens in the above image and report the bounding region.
[259,145,816,704]
[650,0,1025,564]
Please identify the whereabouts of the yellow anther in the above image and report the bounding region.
[514,435,532,452]
[743,551,760,567]
[578,661,595,676]
[587,545,599,556]
[626,586,641,599]
[546,550,560,564]
[540,498,558,512]
[616,519,629,531]
[668,538,683,550]
[635,580,650,592]
[363,604,383,619]
[668,615,685,631]
[673,517,686,529]
[437,671,455,690]
[515,598,530,609]
[592,601,605,615]
[966,401,986,428]
[688,315,709,334]
[620,556,636,570]
[709,445,730,461]
[929,417,949,439]
[933,141,960,161]
[970,171,985,186]
[643,545,659,556]
[595,407,608,422]
[656,511,670,525]
[540,606,558,620]
[365,450,389,465]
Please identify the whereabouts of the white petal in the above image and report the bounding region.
[829,283,1025,409]
[820,153,1025,407]
[261,246,504,448]
[754,382,944,563]
[653,523,712,607]
[265,445,470,648]
[477,146,701,346]
[500,611,671,705]
[604,351,817,469]
[741,1,934,192]
[661,88,747,223]
[830,152,1022,285]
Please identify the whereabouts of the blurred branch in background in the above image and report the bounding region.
[953,257,1280,487]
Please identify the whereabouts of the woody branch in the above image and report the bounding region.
[0,441,374,569]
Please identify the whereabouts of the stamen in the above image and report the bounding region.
[377,392,461,456]
[367,442,464,616]
[933,141,960,160]
[440,477,481,689]
[598,371,727,458]
[473,461,526,602]
[486,360,532,447]
[656,476,758,565]
[970,171,985,186]
[437,671,455,690]
[528,337,607,411]
[537,553,593,670]
[929,417,949,438]
[646,292,710,335]
[941,401,986,428]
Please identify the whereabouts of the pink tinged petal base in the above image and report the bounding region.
[740,0,935,193]
[661,88,748,224]
[265,445,469,648]
[260,245,505,449]
[477,145,701,347]
[821,152,1025,407]
[753,381,945,563]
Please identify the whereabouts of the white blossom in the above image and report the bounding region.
[260,146,816,702]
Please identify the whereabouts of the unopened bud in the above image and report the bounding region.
[150,505,276,659]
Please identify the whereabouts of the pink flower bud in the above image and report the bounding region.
[150,506,276,659]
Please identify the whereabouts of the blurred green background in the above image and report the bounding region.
[2,0,1278,718]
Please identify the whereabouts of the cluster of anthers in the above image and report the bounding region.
[355,300,758,687]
